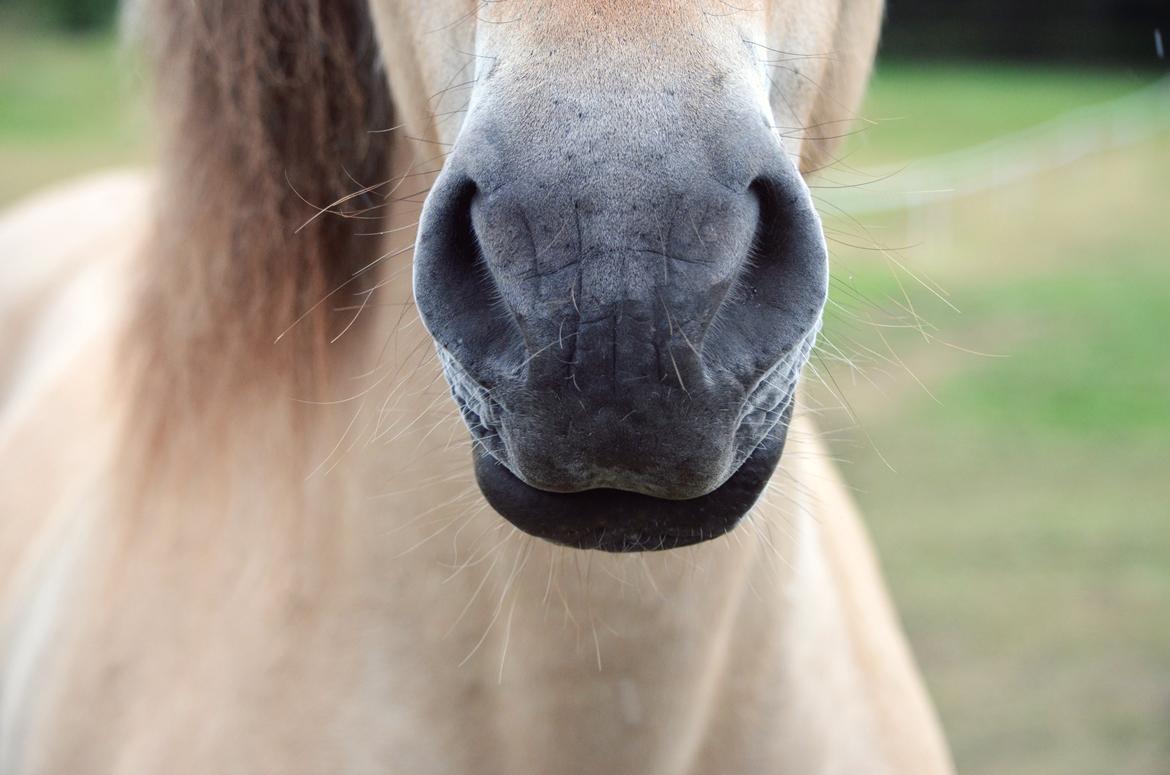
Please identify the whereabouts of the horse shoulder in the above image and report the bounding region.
[791,414,956,774]
[0,170,151,704]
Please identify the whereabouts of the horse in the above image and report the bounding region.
[0,0,955,772]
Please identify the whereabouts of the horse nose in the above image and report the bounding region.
[414,117,826,498]
[467,175,761,396]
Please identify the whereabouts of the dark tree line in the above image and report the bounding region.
[2,0,118,32]
[883,0,1169,65]
[4,0,1168,66]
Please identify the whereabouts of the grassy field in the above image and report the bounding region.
[851,63,1155,165]
[1,25,1168,775]
[0,26,151,204]
[818,69,1170,775]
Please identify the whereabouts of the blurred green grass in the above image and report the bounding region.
[819,72,1170,775]
[1,24,1167,775]
[0,25,151,204]
[852,64,1154,165]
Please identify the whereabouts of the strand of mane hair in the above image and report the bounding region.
[125,0,394,431]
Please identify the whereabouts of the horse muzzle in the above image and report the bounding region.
[412,92,827,552]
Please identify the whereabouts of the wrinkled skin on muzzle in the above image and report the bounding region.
[382,2,838,550]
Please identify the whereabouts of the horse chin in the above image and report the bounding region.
[471,401,794,553]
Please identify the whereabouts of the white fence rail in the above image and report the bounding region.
[817,76,1170,216]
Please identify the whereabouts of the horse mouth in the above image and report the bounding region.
[471,401,793,552]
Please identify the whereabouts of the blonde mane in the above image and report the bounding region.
[132,0,392,404]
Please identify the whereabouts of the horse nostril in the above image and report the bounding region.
[413,175,525,392]
[743,177,769,257]
[703,171,829,375]
[748,176,804,266]
[448,180,480,273]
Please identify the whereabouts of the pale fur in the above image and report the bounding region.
[0,1,954,772]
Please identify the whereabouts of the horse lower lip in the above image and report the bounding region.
[471,402,794,552]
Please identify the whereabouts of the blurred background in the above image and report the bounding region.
[0,0,1167,772]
